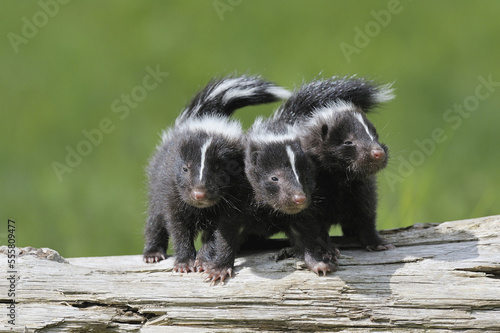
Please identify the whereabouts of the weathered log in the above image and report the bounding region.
[1,215,500,332]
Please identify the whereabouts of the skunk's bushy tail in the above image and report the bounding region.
[275,76,394,124]
[176,75,291,124]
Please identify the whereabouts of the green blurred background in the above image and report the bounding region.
[2,1,499,258]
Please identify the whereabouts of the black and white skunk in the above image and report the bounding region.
[243,109,337,275]
[143,75,291,283]
[278,76,395,251]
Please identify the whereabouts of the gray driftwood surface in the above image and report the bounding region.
[1,215,500,332]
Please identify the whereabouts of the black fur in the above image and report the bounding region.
[243,113,337,275]
[281,77,395,251]
[143,75,291,283]
[276,76,392,124]
[178,75,291,120]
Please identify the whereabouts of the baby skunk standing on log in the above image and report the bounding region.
[277,76,395,251]
[143,75,291,283]
[243,110,337,275]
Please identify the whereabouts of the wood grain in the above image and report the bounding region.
[1,215,499,332]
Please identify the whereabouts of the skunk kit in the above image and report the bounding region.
[143,75,395,284]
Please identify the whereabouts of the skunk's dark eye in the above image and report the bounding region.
[271,176,279,182]
[344,141,353,146]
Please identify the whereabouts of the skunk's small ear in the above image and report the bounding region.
[251,151,259,165]
[321,124,329,141]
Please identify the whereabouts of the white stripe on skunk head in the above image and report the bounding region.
[162,114,243,145]
[247,117,298,144]
[286,145,301,184]
[354,112,375,141]
[244,130,314,214]
[248,131,298,145]
[312,100,359,116]
[303,101,377,142]
[298,98,388,175]
[198,137,213,181]
[299,100,357,134]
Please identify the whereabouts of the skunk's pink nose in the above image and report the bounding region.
[371,149,385,160]
[191,190,206,201]
[293,194,307,206]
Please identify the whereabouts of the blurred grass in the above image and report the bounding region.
[1,1,499,257]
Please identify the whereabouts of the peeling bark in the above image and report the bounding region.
[1,215,499,332]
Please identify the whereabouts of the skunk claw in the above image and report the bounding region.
[202,267,233,286]
[173,260,196,273]
[143,252,166,264]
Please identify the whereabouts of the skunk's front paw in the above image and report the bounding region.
[202,264,233,286]
[304,251,337,276]
[173,259,196,273]
[143,251,166,264]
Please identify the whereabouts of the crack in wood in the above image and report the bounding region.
[2,215,499,331]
